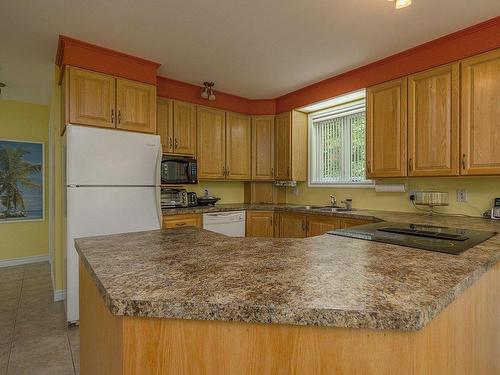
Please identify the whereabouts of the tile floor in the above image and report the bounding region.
[0,262,79,375]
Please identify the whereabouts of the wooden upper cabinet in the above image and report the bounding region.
[461,49,500,175]
[197,106,226,179]
[226,112,252,180]
[274,111,307,181]
[116,79,156,134]
[68,67,115,129]
[172,101,196,156]
[252,116,275,180]
[157,98,173,153]
[408,64,460,176]
[246,211,274,237]
[278,212,307,238]
[366,78,407,178]
[275,112,291,180]
[306,215,340,237]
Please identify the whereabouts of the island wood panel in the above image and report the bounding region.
[366,78,407,178]
[246,211,274,237]
[115,78,156,134]
[69,66,116,129]
[80,263,123,375]
[197,107,226,179]
[226,112,252,180]
[163,213,202,229]
[340,218,372,228]
[306,215,341,237]
[173,100,197,156]
[408,63,460,176]
[251,115,275,180]
[157,98,173,153]
[278,212,306,238]
[119,262,499,375]
[461,48,500,175]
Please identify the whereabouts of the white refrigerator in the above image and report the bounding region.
[64,125,162,324]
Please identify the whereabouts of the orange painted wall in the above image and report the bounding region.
[157,76,275,115]
[275,16,500,113]
[55,16,500,115]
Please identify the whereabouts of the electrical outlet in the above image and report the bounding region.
[456,189,467,203]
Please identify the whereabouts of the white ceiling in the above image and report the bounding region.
[0,0,499,105]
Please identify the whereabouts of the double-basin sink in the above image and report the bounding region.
[293,205,355,213]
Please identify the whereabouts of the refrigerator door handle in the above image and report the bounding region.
[155,146,163,227]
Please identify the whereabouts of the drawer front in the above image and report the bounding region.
[163,214,202,229]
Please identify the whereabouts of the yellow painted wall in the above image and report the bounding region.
[0,99,50,261]
[286,177,500,217]
[181,182,245,203]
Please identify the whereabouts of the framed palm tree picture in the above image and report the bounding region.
[0,139,44,222]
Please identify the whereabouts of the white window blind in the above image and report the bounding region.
[309,100,371,185]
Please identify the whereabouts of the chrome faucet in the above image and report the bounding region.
[329,195,337,207]
[341,199,353,210]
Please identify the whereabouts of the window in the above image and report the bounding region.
[309,99,371,186]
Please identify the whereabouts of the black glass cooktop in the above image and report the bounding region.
[328,222,496,255]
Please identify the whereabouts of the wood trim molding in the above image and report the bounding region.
[275,16,500,113]
[56,35,160,85]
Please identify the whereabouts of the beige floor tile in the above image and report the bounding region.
[18,289,53,307]
[0,344,10,375]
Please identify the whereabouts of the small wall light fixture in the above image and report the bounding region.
[0,82,5,97]
[388,0,412,9]
[201,82,216,101]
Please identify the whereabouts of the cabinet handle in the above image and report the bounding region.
[271,167,274,176]
[111,109,114,123]
[270,217,273,227]
[174,138,178,150]
[222,166,226,176]
[462,154,466,170]
[287,166,290,177]
[118,110,122,124]
[175,222,187,227]
[226,167,230,177]
[366,160,371,173]
[409,158,413,172]
[169,137,173,150]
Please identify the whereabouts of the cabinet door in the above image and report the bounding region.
[157,98,174,153]
[252,116,275,180]
[275,112,291,180]
[461,49,500,175]
[197,107,226,179]
[116,79,156,134]
[408,64,459,176]
[173,101,196,156]
[306,215,340,237]
[246,211,274,237]
[340,218,371,229]
[69,67,115,128]
[366,78,407,178]
[226,112,252,180]
[163,214,202,229]
[279,212,306,238]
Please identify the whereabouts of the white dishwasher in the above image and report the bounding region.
[203,211,246,237]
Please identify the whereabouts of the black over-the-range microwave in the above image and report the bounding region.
[161,156,198,184]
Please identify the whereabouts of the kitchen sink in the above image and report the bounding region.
[313,207,356,213]
[293,205,323,210]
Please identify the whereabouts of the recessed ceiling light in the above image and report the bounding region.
[388,0,412,9]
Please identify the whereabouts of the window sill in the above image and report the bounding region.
[307,182,375,189]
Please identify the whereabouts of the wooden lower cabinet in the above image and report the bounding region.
[278,213,307,238]
[306,215,341,237]
[246,211,274,237]
[340,218,371,229]
[163,214,202,229]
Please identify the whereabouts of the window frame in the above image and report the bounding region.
[307,100,374,188]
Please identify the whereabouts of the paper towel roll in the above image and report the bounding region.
[374,184,406,193]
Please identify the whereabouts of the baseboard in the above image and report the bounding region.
[0,254,50,268]
[54,289,66,302]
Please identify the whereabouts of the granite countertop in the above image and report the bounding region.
[76,208,500,331]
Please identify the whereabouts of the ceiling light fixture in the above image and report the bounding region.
[201,82,216,101]
[388,0,412,9]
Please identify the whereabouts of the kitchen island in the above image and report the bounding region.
[76,210,500,375]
